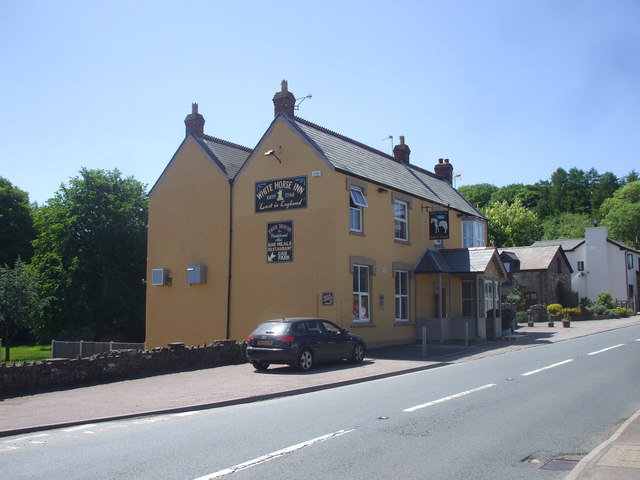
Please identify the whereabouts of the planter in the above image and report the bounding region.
[527,322,534,327]
[548,321,555,327]
[562,320,571,328]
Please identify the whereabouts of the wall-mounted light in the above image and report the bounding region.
[264,149,282,163]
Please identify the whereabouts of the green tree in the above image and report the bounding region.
[623,170,639,185]
[457,183,498,210]
[549,167,569,215]
[482,198,540,247]
[600,181,640,246]
[588,170,619,218]
[541,212,593,240]
[0,260,48,362]
[31,168,148,341]
[0,177,35,266]
[565,168,590,214]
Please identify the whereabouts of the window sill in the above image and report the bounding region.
[394,239,410,246]
[393,321,414,326]
[350,230,366,237]
[350,321,376,328]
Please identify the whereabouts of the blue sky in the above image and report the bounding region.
[2,0,639,205]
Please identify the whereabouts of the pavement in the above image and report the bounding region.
[1,316,640,479]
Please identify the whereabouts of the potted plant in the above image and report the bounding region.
[561,307,580,327]
[546,303,563,326]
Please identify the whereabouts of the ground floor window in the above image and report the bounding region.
[524,290,538,306]
[461,280,474,316]
[395,270,409,321]
[484,280,494,315]
[353,265,370,322]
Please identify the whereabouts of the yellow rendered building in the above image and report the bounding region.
[145,81,506,349]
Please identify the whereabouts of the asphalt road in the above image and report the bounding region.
[2,325,639,479]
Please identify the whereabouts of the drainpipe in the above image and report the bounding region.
[226,179,233,339]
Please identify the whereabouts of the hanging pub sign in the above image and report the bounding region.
[429,211,450,240]
[267,221,293,263]
[255,176,307,213]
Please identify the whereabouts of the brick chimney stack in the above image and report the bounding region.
[434,158,454,184]
[393,135,411,164]
[273,79,296,118]
[184,103,205,138]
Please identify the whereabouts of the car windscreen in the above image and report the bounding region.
[252,322,291,335]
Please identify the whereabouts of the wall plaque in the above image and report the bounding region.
[267,221,293,263]
[255,176,307,213]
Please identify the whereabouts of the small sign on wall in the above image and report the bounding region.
[267,221,293,263]
[322,292,334,306]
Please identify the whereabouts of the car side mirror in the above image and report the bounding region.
[341,328,349,334]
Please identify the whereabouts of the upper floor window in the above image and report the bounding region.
[394,200,408,241]
[627,253,634,270]
[577,261,585,272]
[349,187,368,233]
[463,221,485,248]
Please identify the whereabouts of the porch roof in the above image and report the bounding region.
[415,247,502,275]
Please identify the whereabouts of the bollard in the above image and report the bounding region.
[422,326,427,359]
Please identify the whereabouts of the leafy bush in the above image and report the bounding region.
[579,297,593,308]
[614,307,633,317]
[560,307,581,319]
[590,304,609,316]
[546,303,563,316]
[595,292,615,309]
[516,311,531,324]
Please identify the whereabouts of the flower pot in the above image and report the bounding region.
[548,321,555,327]
[562,320,570,328]
[527,322,534,327]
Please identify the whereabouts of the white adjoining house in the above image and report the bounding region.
[532,226,640,309]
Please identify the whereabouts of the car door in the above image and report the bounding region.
[321,320,351,359]
[304,320,330,361]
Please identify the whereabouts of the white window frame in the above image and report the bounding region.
[577,261,585,272]
[395,270,409,322]
[627,253,634,270]
[349,187,367,233]
[353,265,370,322]
[484,280,494,314]
[463,220,486,248]
[394,200,409,241]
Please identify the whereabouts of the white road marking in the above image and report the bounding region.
[587,344,625,356]
[403,384,497,413]
[61,424,97,432]
[193,428,355,479]
[3,433,50,443]
[521,359,574,376]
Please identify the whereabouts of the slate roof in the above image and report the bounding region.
[414,247,502,274]
[200,135,252,179]
[291,116,483,218]
[498,246,565,271]
[532,237,640,254]
[531,238,584,252]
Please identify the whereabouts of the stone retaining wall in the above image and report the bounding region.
[0,340,247,396]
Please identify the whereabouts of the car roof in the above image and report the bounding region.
[264,317,326,323]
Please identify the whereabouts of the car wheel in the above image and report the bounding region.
[297,349,314,371]
[252,361,270,371]
[351,343,365,363]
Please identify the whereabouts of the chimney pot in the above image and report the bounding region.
[184,102,205,137]
[273,79,296,118]
[393,135,411,164]
[434,158,454,184]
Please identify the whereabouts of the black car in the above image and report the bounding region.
[246,318,366,371]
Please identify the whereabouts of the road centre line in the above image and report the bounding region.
[521,359,574,377]
[193,428,355,479]
[587,344,625,356]
[403,384,497,413]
